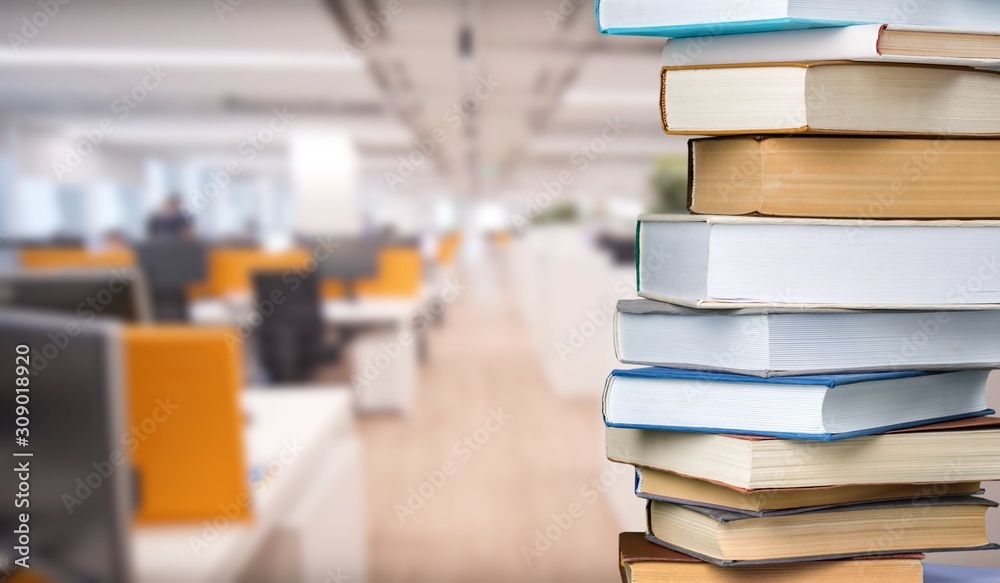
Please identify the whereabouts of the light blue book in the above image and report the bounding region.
[602,367,993,441]
[595,0,1000,38]
[924,563,1000,583]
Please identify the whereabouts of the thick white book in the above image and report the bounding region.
[661,25,1000,68]
[615,300,1000,376]
[596,0,1000,38]
[636,215,1000,309]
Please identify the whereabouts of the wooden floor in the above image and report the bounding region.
[358,264,622,582]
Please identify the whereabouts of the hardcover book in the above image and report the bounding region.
[636,215,1000,309]
[602,367,991,441]
[687,136,1000,219]
[635,468,982,516]
[645,497,998,566]
[661,24,1000,68]
[596,0,1000,37]
[619,532,923,582]
[659,63,1000,135]
[614,299,1000,376]
[606,416,1000,490]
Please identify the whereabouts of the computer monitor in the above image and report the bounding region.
[0,268,152,323]
[596,233,637,266]
[0,243,19,274]
[303,237,379,300]
[135,241,208,321]
[0,309,134,582]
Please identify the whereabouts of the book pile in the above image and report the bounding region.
[596,1,1000,581]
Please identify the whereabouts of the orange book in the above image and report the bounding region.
[688,136,1000,219]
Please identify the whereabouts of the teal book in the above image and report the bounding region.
[595,0,1000,38]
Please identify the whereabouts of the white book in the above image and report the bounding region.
[661,25,1000,68]
[615,300,1000,376]
[603,368,991,441]
[636,215,1000,309]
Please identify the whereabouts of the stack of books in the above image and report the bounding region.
[596,1,1000,581]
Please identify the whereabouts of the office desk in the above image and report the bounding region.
[190,295,427,413]
[133,388,365,583]
[190,295,423,328]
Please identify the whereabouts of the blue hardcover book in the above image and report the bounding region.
[602,367,993,441]
[924,563,1000,583]
[595,0,1000,38]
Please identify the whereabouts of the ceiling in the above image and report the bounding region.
[0,0,677,198]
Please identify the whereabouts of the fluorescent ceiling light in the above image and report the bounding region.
[0,48,364,70]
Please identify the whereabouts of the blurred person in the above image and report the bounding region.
[146,194,193,240]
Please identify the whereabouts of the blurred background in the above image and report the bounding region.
[0,1,994,582]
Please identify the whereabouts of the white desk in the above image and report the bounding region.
[132,388,366,583]
[190,295,427,413]
[190,295,423,328]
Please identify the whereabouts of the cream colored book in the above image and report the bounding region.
[607,417,1000,490]
[646,497,997,565]
[659,63,1000,135]
[636,468,982,515]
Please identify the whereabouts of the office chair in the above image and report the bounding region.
[252,272,341,383]
[136,240,208,322]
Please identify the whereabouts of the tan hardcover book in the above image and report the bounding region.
[619,532,923,583]
[607,416,1000,490]
[688,136,1000,219]
[636,468,982,514]
[646,497,997,565]
[659,62,1000,136]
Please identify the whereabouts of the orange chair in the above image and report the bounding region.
[123,326,250,524]
[322,246,422,299]
[192,248,310,298]
[436,232,461,266]
[19,248,135,270]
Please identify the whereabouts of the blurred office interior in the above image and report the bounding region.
[0,1,996,582]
